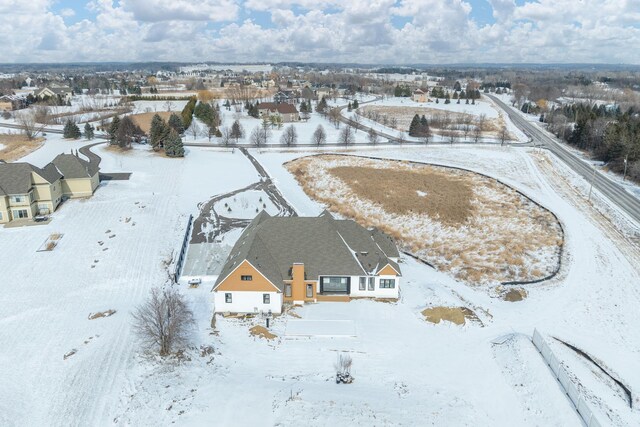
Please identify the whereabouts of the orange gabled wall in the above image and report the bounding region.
[378,264,399,276]
[216,260,279,292]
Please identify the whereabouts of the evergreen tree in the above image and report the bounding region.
[108,116,121,145]
[353,99,359,109]
[230,119,244,143]
[452,92,458,100]
[168,113,184,134]
[84,123,94,140]
[149,114,169,150]
[347,102,352,112]
[181,96,197,130]
[63,119,79,139]
[454,81,462,91]
[316,97,328,115]
[165,129,185,157]
[408,114,421,136]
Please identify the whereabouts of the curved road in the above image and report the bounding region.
[488,94,640,225]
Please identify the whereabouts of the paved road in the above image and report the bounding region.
[488,94,640,224]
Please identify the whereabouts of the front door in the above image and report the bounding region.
[13,209,28,219]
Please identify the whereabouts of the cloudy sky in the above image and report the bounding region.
[1,0,639,64]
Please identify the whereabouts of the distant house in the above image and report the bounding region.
[273,90,293,104]
[257,102,300,123]
[212,211,401,314]
[0,94,27,111]
[0,153,99,224]
[412,88,428,103]
[35,86,73,103]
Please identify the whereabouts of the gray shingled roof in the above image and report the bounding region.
[0,162,61,196]
[214,211,400,291]
[52,153,99,179]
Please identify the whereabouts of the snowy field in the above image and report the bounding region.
[1,131,640,425]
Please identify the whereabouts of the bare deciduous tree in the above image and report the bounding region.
[250,125,267,147]
[132,287,194,357]
[280,125,298,146]
[17,110,46,140]
[499,125,509,146]
[221,126,232,146]
[338,124,355,146]
[312,124,326,146]
[367,127,379,145]
[190,121,201,140]
[351,112,361,132]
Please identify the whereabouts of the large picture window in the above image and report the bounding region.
[379,279,395,289]
[320,277,350,294]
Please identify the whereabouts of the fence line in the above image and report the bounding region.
[532,329,602,427]
[173,214,193,283]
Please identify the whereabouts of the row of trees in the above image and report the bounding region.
[546,104,640,181]
[62,120,94,140]
[107,115,144,149]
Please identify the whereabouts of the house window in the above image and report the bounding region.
[306,284,313,298]
[263,294,270,304]
[241,275,253,281]
[320,277,350,294]
[11,195,24,203]
[0,212,3,220]
[359,277,366,291]
[368,277,375,291]
[379,279,396,289]
[285,284,292,297]
[225,293,232,303]
[13,209,28,219]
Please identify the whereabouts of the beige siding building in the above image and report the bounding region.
[0,153,99,224]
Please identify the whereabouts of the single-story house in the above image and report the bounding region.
[35,86,73,103]
[412,88,428,103]
[0,153,99,224]
[257,102,300,123]
[212,211,401,314]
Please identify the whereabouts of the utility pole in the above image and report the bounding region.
[588,165,597,202]
[623,154,628,181]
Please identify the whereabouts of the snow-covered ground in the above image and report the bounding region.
[1,133,640,425]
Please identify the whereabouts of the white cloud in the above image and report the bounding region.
[122,0,239,22]
[0,0,638,64]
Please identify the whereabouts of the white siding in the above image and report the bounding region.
[348,275,400,299]
[213,291,282,314]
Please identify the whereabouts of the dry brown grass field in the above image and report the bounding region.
[359,105,515,140]
[129,111,173,134]
[286,155,563,285]
[0,134,44,162]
